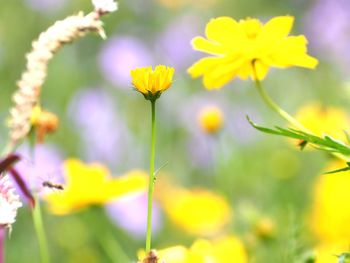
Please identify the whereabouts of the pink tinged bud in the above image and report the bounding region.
[0,175,22,229]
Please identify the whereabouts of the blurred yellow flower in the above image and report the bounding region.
[139,236,247,263]
[130,65,175,101]
[161,187,231,236]
[188,16,318,89]
[198,106,224,134]
[315,241,349,263]
[45,159,147,215]
[188,236,247,263]
[295,102,350,143]
[310,160,350,242]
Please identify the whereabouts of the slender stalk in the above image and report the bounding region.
[253,78,307,132]
[32,198,50,263]
[0,228,5,263]
[146,100,156,252]
[251,62,348,161]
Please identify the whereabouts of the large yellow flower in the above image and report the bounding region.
[310,160,350,242]
[160,187,231,236]
[45,159,147,215]
[188,16,318,89]
[130,65,175,101]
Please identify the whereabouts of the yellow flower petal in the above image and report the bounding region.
[259,16,294,42]
[45,160,147,215]
[188,15,319,89]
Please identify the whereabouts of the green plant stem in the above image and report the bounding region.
[83,208,130,262]
[32,198,50,263]
[252,63,349,161]
[146,100,156,253]
[254,78,307,132]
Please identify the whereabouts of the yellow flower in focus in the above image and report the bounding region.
[161,187,231,236]
[45,160,147,215]
[310,160,350,242]
[130,65,175,101]
[295,102,350,143]
[188,16,318,89]
[315,241,349,263]
[198,106,224,134]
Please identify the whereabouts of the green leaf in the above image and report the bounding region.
[247,116,350,156]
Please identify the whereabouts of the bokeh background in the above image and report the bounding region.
[1,0,350,262]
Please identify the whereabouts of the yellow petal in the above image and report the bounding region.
[269,36,318,68]
[191,36,225,55]
[260,16,294,41]
[205,17,244,44]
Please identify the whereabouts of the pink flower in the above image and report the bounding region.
[0,176,22,229]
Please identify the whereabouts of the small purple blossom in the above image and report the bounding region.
[13,143,63,201]
[98,37,153,88]
[157,14,202,69]
[68,87,140,169]
[304,0,350,73]
[24,0,67,13]
[106,192,162,238]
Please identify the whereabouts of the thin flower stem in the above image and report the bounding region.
[0,228,5,263]
[32,198,50,263]
[254,78,307,132]
[146,100,156,253]
[252,62,349,161]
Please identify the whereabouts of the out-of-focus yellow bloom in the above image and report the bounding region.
[295,102,350,143]
[310,160,350,242]
[315,241,349,263]
[45,159,147,215]
[138,236,247,263]
[30,105,59,143]
[161,187,231,236]
[188,236,248,262]
[198,106,224,134]
[254,217,276,239]
[130,65,175,101]
[188,16,318,89]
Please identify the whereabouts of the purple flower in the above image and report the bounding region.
[98,36,153,88]
[24,0,67,13]
[304,0,350,72]
[156,14,202,69]
[105,192,162,238]
[13,143,63,202]
[68,87,140,168]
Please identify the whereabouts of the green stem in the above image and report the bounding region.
[252,62,349,161]
[32,198,50,263]
[145,100,156,253]
[254,78,307,132]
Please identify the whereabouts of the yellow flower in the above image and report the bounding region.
[198,106,224,134]
[315,241,349,263]
[160,187,231,236]
[138,236,248,263]
[130,65,175,101]
[188,236,248,263]
[188,16,318,89]
[310,160,350,242]
[30,105,59,143]
[45,159,147,215]
[295,102,350,143]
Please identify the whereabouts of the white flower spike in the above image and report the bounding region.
[92,0,118,13]
[0,175,22,230]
